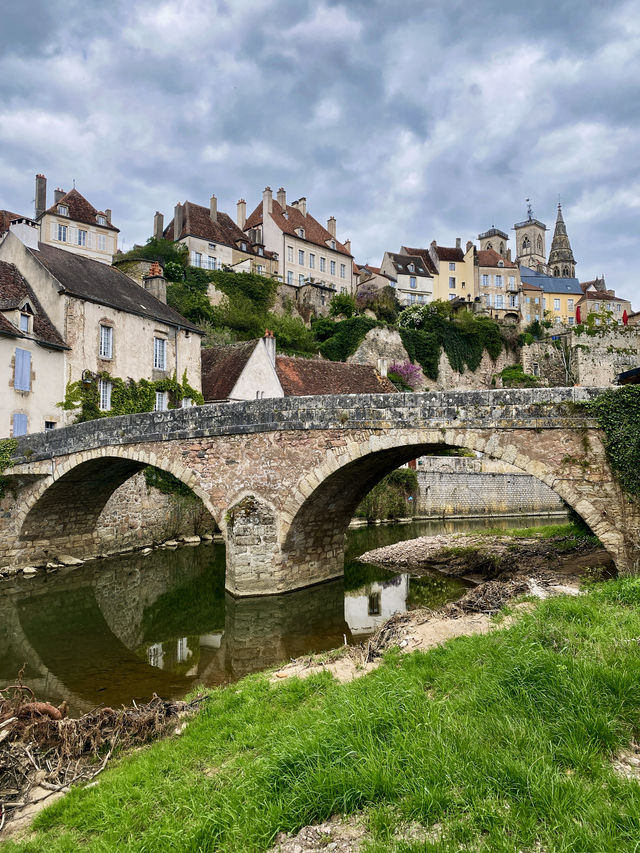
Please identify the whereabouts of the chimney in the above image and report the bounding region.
[35,174,47,219]
[466,240,473,253]
[327,216,336,237]
[154,211,164,241]
[506,248,512,262]
[105,208,112,224]
[263,329,276,366]
[236,199,246,228]
[455,237,461,250]
[344,239,351,254]
[209,194,217,223]
[54,188,65,204]
[377,357,388,378]
[173,203,183,241]
[143,261,167,304]
[262,186,273,216]
[276,187,286,207]
[9,217,39,251]
[298,197,307,216]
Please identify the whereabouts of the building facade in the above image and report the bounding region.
[379,251,432,306]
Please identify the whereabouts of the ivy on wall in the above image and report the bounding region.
[317,316,379,361]
[354,467,419,521]
[587,385,640,500]
[0,438,18,500]
[59,371,204,423]
[143,466,196,499]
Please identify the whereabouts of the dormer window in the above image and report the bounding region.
[408,263,415,272]
[297,228,305,238]
[96,214,107,225]
[19,313,30,333]
[258,247,264,256]
[58,205,68,216]
[330,239,336,250]
[498,260,504,267]
[240,242,247,251]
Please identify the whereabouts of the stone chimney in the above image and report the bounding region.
[277,187,286,207]
[236,199,246,228]
[54,188,65,204]
[154,211,164,241]
[456,237,461,250]
[263,329,276,366]
[173,203,184,240]
[35,174,47,219]
[210,194,217,223]
[377,357,388,378]
[344,239,351,254]
[327,216,336,237]
[466,240,473,253]
[298,197,307,216]
[10,217,39,251]
[262,186,273,216]
[143,261,167,304]
[105,208,112,224]
[506,248,512,261]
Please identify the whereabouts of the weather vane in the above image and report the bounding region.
[525,198,533,219]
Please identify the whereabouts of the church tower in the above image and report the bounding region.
[547,203,576,278]
[513,201,547,269]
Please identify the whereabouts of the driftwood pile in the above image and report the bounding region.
[0,675,204,834]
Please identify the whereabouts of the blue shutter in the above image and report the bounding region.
[12,413,27,436]
[14,348,31,391]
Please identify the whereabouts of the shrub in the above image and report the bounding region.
[388,360,421,389]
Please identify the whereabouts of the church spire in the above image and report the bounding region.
[548,203,576,278]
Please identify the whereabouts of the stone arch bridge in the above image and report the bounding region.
[2,388,638,596]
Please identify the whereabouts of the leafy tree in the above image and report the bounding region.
[329,292,357,318]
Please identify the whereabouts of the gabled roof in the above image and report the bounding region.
[385,252,431,277]
[577,291,628,304]
[580,277,607,294]
[164,202,276,259]
[521,281,543,292]
[29,243,202,333]
[276,356,397,396]
[245,198,352,257]
[519,266,582,295]
[433,245,464,263]
[400,247,438,275]
[201,340,260,401]
[476,248,517,269]
[0,210,24,235]
[42,188,119,232]
[0,260,67,348]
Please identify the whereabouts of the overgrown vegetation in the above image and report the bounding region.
[10,578,640,852]
[498,363,538,388]
[143,467,196,499]
[355,468,419,521]
[316,316,379,361]
[0,437,18,500]
[587,386,640,500]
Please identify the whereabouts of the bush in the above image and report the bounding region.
[499,364,538,388]
[388,360,421,390]
[318,316,378,361]
[329,292,357,319]
[355,467,419,520]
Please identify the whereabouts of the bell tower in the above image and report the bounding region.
[513,200,547,270]
[547,203,576,278]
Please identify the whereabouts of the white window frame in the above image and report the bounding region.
[554,298,561,311]
[495,275,503,288]
[481,274,489,287]
[207,255,216,270]
[449,262,456,271]
[191,251,202,268]
[96,214,107,225]
[298,249,305,265]
[340,263,346,279]
[320,257,326,272]
[57,223,67,242]
[153,337,167,370]
[98,233,107,252]
[330,260,336,275]
[78,229,87,246]
[409,276,417,289]
[287,271,294,285]
[298,273,305,286]
[58,205,68,216]
[309,253,315,269]
[99,325,113,359]
[154,390,168,411]
[99,379,112,411]
[287,246,294,262]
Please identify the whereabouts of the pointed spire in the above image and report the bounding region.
[548,202,576,277]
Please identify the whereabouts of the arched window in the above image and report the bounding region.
[562,266,570,277]
[499,242,504,255]
[486,242,493,250]
[522,236,530,252]
[537,235,543,254]
[553,268,560,277]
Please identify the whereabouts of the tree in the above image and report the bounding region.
[329,292,357,318]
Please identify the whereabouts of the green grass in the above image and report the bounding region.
[6,579,640,852]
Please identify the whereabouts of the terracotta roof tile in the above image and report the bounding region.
[434,245,464,263]
[0,210,24,234]
[0,261,67,348]
[201,340,260,401]
[42,188,119,232]
[521,281,543,292]
[276,356,397,396]
[476,248,517,269]
[245,199,352,257]
[164,202,276,258]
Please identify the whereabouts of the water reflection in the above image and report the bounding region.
[0,515,561,713]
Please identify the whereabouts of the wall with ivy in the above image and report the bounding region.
[587,386,640,500]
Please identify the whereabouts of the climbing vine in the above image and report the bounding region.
[143,467,196,498]
[0,438,18,500]
[586,386,640,500]
[59,370,204,423]
[317,316,379,361]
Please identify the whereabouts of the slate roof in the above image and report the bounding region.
[0,260,67,348]
[400,247,438,275]
[245,198,352,257]
[0,210,24,234]
[42,188,119,232]
[433,245,464,263]
[478,227,509,241]
[164,202,277,259]
[276,356,397,396]
[476,248,517,269]
[519,266,582,295]
[29,243,202,333]
[386,252,431,277]
[201,340,260,401]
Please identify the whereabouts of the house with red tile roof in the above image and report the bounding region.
[577,276,631,325]
[476,247,521,323]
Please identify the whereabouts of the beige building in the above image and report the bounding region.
[476,248,521,322]
[402,240,476,303]
[244,188,354,301]
[0,222,202,435]
[577,277,632,325]
[379,251,432,306]
[35,174,119,265]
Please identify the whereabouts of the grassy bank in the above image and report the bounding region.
[6,578,640,852]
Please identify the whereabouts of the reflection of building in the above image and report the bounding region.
[344,574,409,636]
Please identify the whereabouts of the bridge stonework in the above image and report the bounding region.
[2,389,639,595]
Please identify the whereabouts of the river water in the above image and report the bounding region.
[0,515,560,715]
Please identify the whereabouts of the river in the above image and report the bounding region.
[0,514,561,715]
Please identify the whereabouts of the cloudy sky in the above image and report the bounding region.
[1,0,639,303]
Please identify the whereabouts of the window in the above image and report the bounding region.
[153,337,167,370]
[409,276,417,289]
[408,263,415,272]
[181,397,194,408]
[448,293,457,301]
[287,246,294,262]
[44,420,56,430]
[532,363,540,377]
[542,298,546,309]
[309,253,315,269]
[298,249,305,265]
[58,205,68,216]
[448,277,455,289]
[14,348,31,391]
[317,257,325,272]
[340,287,347,295]
[57,224,67,242]
[207,255,216,270]
[568,317,575,325]
[449,262,456,271]
[12,413,27,436]
[508,276,515,288]
[340,263,346,279]
[257,247,263,256]
[287,271,294,284]
[481,274,489,287]
[154,391,168,411]
[495,294,504,308]
[368,593,381,616]
[495,275,503,288]
[256,264,264,275]
[191,251,202,268]
[298,274,305,286]
[616,303,621,312]
[330,239,336,250]
[409,292,416,303]
[330,260,336,275]
[98,378,112,411]
[96,214,107,225]
[534,297,540,305]
[594,302,600,312]
[498,260,504,267]
[99,325,113,359]
[297,228,305,238]
[77,229,87,246]
[417,293,425,303]
[554,298,561,311]
[567,299,574,311]
[240,242,247,251]
[19,313,29,333]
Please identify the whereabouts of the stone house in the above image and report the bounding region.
[476,247,521,322]
[577,277,631,325]
[519,265,583,326]
[0,222,203,435]
[354,263,397,295]
[401,240,476,304]
[379,251,432,306]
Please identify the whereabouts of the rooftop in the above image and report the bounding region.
[245,198,352,257]
[276,355,397,396]
[42,188,119,232]
[0,260,67,348]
